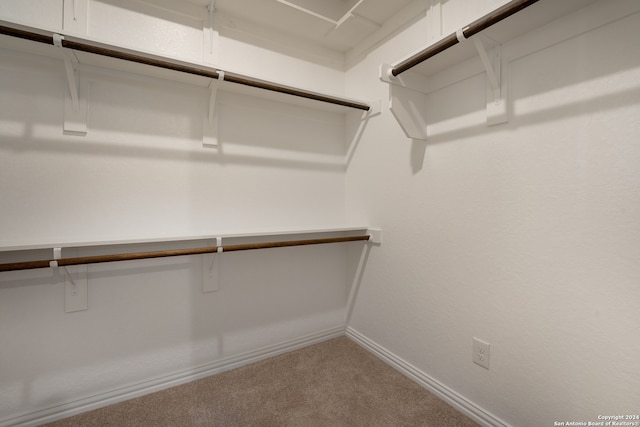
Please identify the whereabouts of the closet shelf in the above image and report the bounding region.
[380,0,597,79]
[0,235,372,273]
[0,21,371,113]
[378,0,599,140]
[0,226,377,252]
[0,226,381,272]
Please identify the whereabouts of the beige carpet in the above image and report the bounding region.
[44,337,479,426]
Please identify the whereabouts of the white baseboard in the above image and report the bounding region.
[6,326,508,427]
[2,326,345,427]
[346,326,511,427]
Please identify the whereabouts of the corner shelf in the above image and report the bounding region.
[378,0,608,140]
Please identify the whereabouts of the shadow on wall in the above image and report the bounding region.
[345,107,381,169]
[0,47,351,243]
[423,84,640,148]
[345,241,374,325]
[394,11,640,170]
[0,236,366,421]
[0,49,348,172]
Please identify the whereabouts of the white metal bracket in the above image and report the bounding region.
[64,263,88,313]
[379,63,429,140]
[49,247,88,312]
[472,36,508,126]
[378,28,510,140]
[203,0,219,64]
[366,99,382,117]
[203,70,225,147]
[202,237,222,293]
[426,0,443,42]
[53,33,88,135]
[367,228,382,245]
[63,0,88,36]
[54,34,78,110]
[49,247,62,269]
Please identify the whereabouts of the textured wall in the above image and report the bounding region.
[0,0,353,422]
[2,0,639,425]
[346,1,640,426]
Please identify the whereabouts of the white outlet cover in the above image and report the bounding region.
[473,337,490,370]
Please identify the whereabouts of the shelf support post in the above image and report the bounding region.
[473,37,500,97]
[203,70,224,147]
[379,63,429,140]
[202,237,221,293]
[53,33,88,135]
[203,0,219,64]
[50,247,88,313]
[472,36,508,126]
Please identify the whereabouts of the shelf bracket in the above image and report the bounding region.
[63,0,88,36]
[63,264,88,313]
[379,63,429,140]
[203,70,224,147]
[203,237,221,293]
[49,247,88,312]
[367,228,382,245]
[472,36,508,126]
[203,0,219,64]
[53,33,88,135]
[54,34,78,110]
[378,32,509,140]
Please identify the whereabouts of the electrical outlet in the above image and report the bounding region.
[473,337,490,369]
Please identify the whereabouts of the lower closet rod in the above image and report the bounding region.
[0,235,370,272]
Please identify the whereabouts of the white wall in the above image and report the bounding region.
[0,49,347,245]
[0,1,358,423]
[345,1,640,426]
[2,0,639,425]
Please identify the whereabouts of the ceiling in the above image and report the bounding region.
[191,0,416,52]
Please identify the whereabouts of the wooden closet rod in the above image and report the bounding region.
[0,25,371,111]
[0,235,370,272]
[391,0,540,76]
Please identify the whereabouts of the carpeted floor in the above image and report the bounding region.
[44,337,479,426]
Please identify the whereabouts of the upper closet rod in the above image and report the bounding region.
[0,235,370,272]
[391,0,540,77]
[0,24,370,112]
